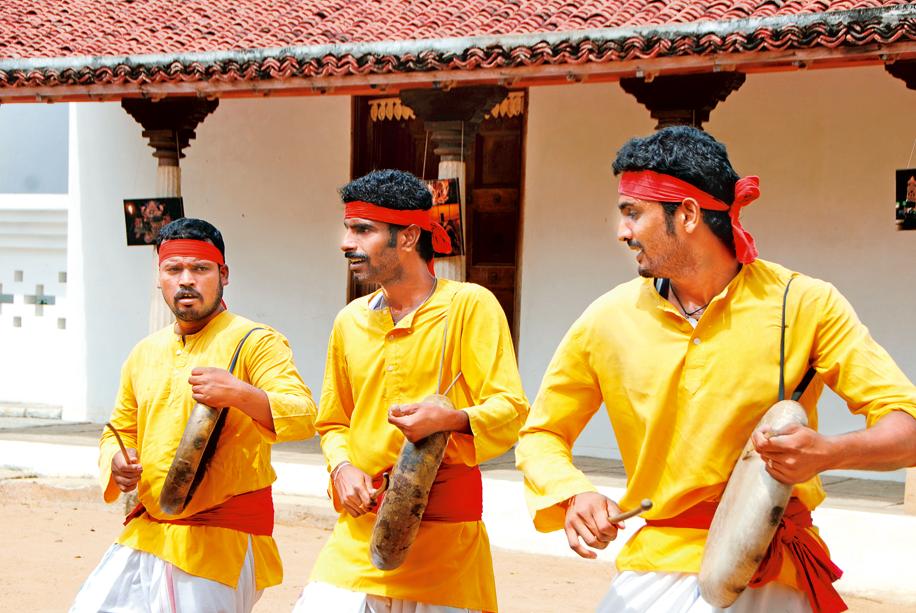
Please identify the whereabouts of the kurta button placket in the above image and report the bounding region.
[693,337,701,345]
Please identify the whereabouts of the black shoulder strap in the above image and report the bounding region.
[780,278,816,401]
[226,327,266,376]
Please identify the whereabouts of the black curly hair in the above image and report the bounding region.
[613,126,738,253]
[340,169,434,261]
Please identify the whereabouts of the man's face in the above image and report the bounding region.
[616,197,687,278]
[158,252,227,322]
[341,218,401,285]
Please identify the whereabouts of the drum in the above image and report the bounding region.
[698,399,808,607]
[158,403,226,515]
[369,393,452,570]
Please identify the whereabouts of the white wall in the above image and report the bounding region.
[69,96,350,421]
[0,194,70,407]
[520,67,916,478]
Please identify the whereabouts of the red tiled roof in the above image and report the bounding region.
[0,2,913,98]
[0,0,910,58]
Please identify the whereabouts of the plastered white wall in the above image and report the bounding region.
[520,67,916,479]
[69,96,350,421]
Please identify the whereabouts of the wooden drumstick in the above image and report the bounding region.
[370,472,389,503]
[105,422,132,465]
[608,498,653,524]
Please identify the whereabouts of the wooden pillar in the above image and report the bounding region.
[619,72,746,129]
[399,86,507,281]
[121,98,219,332]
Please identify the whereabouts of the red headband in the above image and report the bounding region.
[344,200,452,275]
[158,239,225,266]
[619,170,761,264]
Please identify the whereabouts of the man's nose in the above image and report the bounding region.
[616,218,632,243]
[178,267,195,286]
[340,231,356,253]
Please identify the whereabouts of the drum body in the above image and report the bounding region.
[699,400,808,607]
[370,394,452,570]
[159,403,225,515]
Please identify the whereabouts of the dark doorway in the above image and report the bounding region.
[350,93,526,342]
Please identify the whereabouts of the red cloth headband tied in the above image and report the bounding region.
[158,239,225,265]
[618,170,761,264]
[345,200,452,275]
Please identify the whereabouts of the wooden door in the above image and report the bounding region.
[350,93,526,343]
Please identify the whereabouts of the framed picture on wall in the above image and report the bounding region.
[895,169,916,230]
[123,197,185,245]
[427,178,464,256]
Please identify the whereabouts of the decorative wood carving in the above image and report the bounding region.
[619,72,746,129]
[121,98,219,166]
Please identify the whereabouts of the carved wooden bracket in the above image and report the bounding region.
[121,98,219,166]
[886,60,916,90]
[619,72,746,130]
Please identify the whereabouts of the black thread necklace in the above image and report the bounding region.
[669,283,708,319]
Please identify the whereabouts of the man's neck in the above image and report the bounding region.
[668,252,742,309]
[381,267,437,323]
[174,305,226,337]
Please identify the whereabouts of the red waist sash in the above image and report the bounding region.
[646,498,845,613]
[124,486,274,536]
[373,462,482,523]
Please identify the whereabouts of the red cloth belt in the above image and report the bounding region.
[157,239,225,266]
[646,498,846,613]
[124,486,274,536]
[618,170,761,264]
[344,200,452,275]
[372,463,483,523]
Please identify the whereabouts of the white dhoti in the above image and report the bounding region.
[69,540,261,613]
[598,571,810,613]
[293,581,482,613]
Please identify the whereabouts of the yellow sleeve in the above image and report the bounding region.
[515,316,604,532]
[810,282,916,426]
[99,357,139,504]
[316,321,354,473]
[241,329,317,444]
[456,286,529,465]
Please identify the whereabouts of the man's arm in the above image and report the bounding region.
[188,329,317,442]
[516,316,611,544]
[99,358,141,503]
[316,322,377,517]
[755,281,916,483]
[755,410,916,483]
[386,286,528,460]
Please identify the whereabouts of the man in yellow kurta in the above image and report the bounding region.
[71,218,317,612]
[516,127,916,613]
[294,169,528,613]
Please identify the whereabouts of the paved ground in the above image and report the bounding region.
[1,418,913,611]
[0,475,911,613]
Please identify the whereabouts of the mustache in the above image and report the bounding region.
[344,251,368,260]
[627,240,643,250]
[174,289,203,301]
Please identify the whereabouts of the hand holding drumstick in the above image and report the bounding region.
[106,423,142,493]
[564,492,653,559]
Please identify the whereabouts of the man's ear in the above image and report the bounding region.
[681,198,702,233]
[220,264,230,286]
[400,224,422,252]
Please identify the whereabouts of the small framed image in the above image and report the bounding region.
[427,178,465,256]
[895,169,916,230]
[123,197,185,245]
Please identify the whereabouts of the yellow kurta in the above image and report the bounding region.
[311,279,529,612]
[99,310,317,589]
[517,259,916,585]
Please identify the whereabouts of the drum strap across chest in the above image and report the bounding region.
[372,463,482,523]
[648,498,845,613]
[125,485,274,536]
